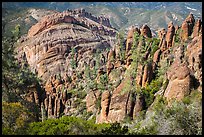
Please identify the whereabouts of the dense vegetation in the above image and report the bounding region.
[2,25,41,135]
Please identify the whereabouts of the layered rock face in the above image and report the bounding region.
[17,11,202,124]
[16,9,116,82]
[16,9,116,119]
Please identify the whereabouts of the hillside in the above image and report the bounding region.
[2,2,202,35]
[2,2,202,135]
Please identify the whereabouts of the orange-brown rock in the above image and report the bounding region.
[16,9,116,82]
[140,24,152,38]
[185,13,195,34]
[86,90,101,113]
[158,28,166,40]
[126,26,140,56]
[180,13,195,41]
[164,75,191,103]
[153,49,161,63]
[126,56,133,66]
[133,95,145,119]
[180,21,189,41]
[28,14,77,37]
[107,61,114,75]
[44,96,49,112]
[114,60,122,68]
[107,49,116,61]
[166,21,175,48]
[186,35,202,92]
[174,25,180,33]
[96,91,110,123]
[107,77,134,123]
[48,95,54,118]
[157,28,167,51]
[135,64,144,86]
[164,44,192,102]
[142,62,153,87]
[191,19,202,38]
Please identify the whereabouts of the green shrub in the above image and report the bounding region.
[2,102,36,135]
[28,116,115,135]
[141,77,163,109]
[99,123,129,135]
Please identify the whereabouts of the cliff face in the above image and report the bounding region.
[16,11,202,123]
[16,9,116,81]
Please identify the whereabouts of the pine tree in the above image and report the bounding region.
[70,47,77,69]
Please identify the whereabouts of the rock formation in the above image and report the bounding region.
[166,21,175,48]
[140,24,152,38]
[180,13,195,41]
[16,10,202,124]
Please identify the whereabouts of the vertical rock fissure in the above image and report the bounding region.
[125,91,131,117]
[105,91,111,117]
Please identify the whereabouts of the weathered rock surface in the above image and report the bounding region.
[16,9,116,82]
[86,90,101,113]
[142,62,153,87]
[107,78,134,123]
[186,35,202,92]
[96,91,110,123]
[140,24,152,38]
[166,21,175,48]
[191,19,202,38]
[126,26,140,57]
[180,13,195,41]
[17,10,202,124]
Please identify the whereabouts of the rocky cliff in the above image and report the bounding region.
[16,11,202,123]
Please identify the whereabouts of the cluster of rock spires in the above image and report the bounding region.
[16,11,202,123]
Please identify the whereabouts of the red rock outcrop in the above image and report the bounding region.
[191,19,202,38]
[164,45,192,103]
[107,78,134,123]
[126,26,140,57]
[158,28,167,51]
[96,91,110,123]
[186,35,202,92]
[180,13,195,41]
[140,24,152,38]
[166,21,175,48]
[142,62,153,87]
[16,9,116,82]
[86,90,101,113]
